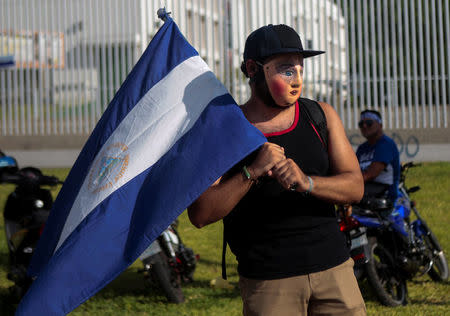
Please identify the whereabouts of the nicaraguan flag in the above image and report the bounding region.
[16,16,265,315]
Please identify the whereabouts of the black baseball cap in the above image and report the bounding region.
[243,24,325,62]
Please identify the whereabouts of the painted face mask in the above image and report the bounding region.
[257,61,303,85]
[257,54,304,107]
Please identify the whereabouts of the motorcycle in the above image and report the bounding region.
[0,153,62,300]
[338,162,448,306]
[0,152,197,303]
[138,220,198,303]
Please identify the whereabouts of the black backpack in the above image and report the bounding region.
[221,98,328,279]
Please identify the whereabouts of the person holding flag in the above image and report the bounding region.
[15,11,266,315]
[188,24,366,315]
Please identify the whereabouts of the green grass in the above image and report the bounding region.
[0,163,449,315]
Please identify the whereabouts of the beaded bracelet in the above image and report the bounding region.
[242,166,254,181]
[305,176,314,194]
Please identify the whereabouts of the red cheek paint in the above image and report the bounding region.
[269,78,288,97]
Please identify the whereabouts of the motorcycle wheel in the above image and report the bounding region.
[422,229,449,282]
[9,284,27,303]
[366,238,407,306]
[8,273,32,303]
[150,252,185,304]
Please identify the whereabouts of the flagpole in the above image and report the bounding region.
[157,7,172,22]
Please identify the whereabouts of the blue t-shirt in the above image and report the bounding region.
[356,135,400,201]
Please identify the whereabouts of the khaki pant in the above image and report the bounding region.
[239,258,366,316]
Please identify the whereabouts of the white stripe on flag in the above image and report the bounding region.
[55,55,228,251]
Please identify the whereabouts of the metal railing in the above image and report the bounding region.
[1,0,449,136]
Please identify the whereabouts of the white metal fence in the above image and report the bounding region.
[1,0,449,136]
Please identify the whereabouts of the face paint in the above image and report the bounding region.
[258,54,304,107]
[269,78,287,97]
[260,62,303,85]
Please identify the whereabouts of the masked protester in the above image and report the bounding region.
[356,110,400,202]
[188,24,366,316]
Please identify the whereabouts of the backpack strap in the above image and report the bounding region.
[299,98,328,149]
[221,223,228,280]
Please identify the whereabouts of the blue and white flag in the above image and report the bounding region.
[16,16,265,315]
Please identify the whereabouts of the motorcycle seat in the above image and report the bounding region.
[356,197,393,213]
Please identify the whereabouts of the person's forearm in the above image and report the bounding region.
[188,171,253,228]
[309,171,364,204]
[362,161,385,182]
[188,143,286,228]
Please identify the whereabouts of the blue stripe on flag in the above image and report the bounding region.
[16,17,266,315]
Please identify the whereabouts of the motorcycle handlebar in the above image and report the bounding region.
[0,173,22,184]
[0,173,63,186]
[40,175,64,186]
[401,161,421,172]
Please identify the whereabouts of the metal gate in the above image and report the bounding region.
[1,0,449,135]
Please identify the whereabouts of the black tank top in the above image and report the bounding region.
[223,100,349,279]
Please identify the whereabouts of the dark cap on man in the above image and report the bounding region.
[243,24,325,63]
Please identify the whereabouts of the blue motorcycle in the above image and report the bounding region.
[339,162,448,306]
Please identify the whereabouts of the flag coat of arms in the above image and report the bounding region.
[16,15,265,315]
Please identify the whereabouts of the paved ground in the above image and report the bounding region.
[4,144,450,169]
[2,128,450,168]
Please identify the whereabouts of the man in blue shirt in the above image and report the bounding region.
[356,110,400,201]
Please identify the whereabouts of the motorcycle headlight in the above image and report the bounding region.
[23,247,33,254]
[34,199,44,208]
